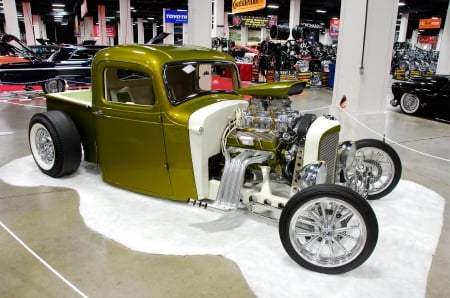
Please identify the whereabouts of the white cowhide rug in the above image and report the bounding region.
[0,156,445,298]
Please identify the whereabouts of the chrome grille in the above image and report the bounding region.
[319,132,339,183]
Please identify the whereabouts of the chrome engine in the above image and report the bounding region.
[207,97,341,213]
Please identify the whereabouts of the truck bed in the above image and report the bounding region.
[44,89,92,108]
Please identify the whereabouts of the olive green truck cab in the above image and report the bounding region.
[28,44,401,274]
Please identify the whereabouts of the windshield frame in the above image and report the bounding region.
[163,60,241,106]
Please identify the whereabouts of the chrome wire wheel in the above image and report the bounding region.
[355,147,395,196]
[288,197,367,268]
[400,93,420,114]
[352,139,402,200]
[29,122,55,171]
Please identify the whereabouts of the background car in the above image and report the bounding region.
[0,34,106,93]
[391,75,450,121]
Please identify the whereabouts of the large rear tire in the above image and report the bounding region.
[29,111,81,177]
[279,184,378,274]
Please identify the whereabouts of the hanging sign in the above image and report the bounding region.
[419,18,441,29]
[164,10,188,24]
[232,0,266,14]
[231,15,270,28]
[329,19,339,37]
[94,24,117,37]
[418,35,438,45]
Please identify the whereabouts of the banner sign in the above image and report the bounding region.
[418,35,438,45]
[81,0,88,18]
[300,20,325,31]
[94,24,117,38]
[232,15,270,28]
[232,0,266,14]
[329,19,339,37]
[164,10,188,24]
[419,18,441,29]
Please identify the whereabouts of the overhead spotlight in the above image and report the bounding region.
[267,4,279,9]
[316,9,327,14]
[398,2,406,6]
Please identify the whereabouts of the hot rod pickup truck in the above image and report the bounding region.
[28,44,401,274]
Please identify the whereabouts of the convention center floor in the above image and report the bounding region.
[0,87,449,297]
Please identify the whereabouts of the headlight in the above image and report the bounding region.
[337,141,356,169]
[297,161,327,189]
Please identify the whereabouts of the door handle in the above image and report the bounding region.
[93,110,103,116]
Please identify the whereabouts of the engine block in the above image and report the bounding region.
[226,98,301,151]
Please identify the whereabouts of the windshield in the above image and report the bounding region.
[163,61,240,105]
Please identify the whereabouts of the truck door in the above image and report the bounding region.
[93,64,172,196]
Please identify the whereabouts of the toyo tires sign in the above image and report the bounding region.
[164,10,188,24]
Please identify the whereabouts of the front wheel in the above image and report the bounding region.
[354,139,402,200]
[279,185,378,274]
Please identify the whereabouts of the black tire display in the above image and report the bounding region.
[279,184,378,274]
[29,111,82,177]
[354,139,402,200]
[42,78,65,93]
[270,25,290,40]
[400,93,421,115]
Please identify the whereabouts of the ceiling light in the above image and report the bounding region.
[267,4,279,9]
[52,4,65,7]
[316,9,327,14]
[398,2,406,6]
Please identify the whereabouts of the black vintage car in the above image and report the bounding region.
[0,34,106,93]
[391,75,450,121]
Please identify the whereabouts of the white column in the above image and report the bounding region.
[119,0,133,44]
[240,25,248,45]
[98,5,107,45]
[288,0,301,39]
[436,2,450,74]
[83,16,95,42]
[398,13,408,42]
[331,0,399,140]
[22,2,35,45]
[33,15,43,40]
[183,23,188,45]
[152,23,157,38]
[187,0,212,47]
[213,0,224,38]
[411,29,419,46]
[3,0,21,38]
[39,17,47,39]
[137,18,144,44]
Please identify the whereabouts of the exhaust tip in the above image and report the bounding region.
[187,198,208,209]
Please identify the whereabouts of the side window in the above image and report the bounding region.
[104,67,155,106]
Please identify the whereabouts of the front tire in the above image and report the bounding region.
[29,111,81,177]
[354,139,402,200]
[279,185,378,274]
[400,93,420,115]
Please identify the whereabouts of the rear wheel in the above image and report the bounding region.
[29,111,81,177]
[279,184,378,274]
[400,93,420,115]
